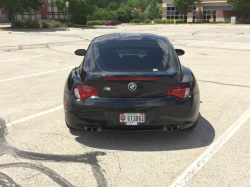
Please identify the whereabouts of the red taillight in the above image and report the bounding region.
[74,85,98,100]
[166,83,191,99]
[105,77,160,81]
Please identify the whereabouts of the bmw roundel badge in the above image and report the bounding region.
[128,82,137,91]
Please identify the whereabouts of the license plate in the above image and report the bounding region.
[120,113,146,125]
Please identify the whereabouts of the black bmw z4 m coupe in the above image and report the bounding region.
[64,33,200,132]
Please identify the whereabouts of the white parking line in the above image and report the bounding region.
[169,107,250,187]
[6,105,63,127]
[0,67,73,83]
[0,55,45,63]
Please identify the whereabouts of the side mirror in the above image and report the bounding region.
[175,49,185,56]
[75,49,87,56]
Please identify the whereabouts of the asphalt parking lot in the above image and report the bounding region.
[0,23,250,187]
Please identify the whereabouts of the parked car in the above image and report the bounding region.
[105,20,121,26]
[64,33,200,132]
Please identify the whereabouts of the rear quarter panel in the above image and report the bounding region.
[181,66,199,94]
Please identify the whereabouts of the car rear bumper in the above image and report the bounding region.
[64,92,200,131]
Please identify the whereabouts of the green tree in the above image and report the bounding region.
[227,0,250,21]
[173,0,200,21]
[87,0,163,23]
[107,11,118,20]
[54,0,97,24]
[0,0,43,27]
[117,8,129,22]
[126,0,162,11]
[148,0,155,20]
[98,0,109,8]
[119,3,133,21]
[146,0,161,20]
[89,8,117,20]
[107,2,118,11]
[98,0,127,8]
[89,8,107,20]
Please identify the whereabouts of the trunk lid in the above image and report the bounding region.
[86,73,179,98]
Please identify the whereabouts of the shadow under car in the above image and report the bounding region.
[70,114,215,152]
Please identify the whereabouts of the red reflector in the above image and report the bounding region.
[166,83,191,99]
[74,85,98,100]
[105,77,160,81]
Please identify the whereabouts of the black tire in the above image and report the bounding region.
[186,118,198,130]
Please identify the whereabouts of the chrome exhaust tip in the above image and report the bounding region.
[92,127,98,133]
[166,126,173,132]
[84,126,92,132]
[173,126,179,131]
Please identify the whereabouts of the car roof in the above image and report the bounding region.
[93,33,170,44]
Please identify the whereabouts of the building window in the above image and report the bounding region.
[167,5,187,22]
[193,11,196,22]
[213,11,216,22]
[204,10,211,22]
[48,0,67,20]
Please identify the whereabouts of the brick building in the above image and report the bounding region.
[162,0,250,22]
[0,0,66,23]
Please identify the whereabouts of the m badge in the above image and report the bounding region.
[103,87,111,91]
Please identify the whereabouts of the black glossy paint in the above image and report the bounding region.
[88,76,178,98]
[64,33,200,131]
[75,49,87,56]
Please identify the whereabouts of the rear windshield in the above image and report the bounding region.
[93,40,177,72]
